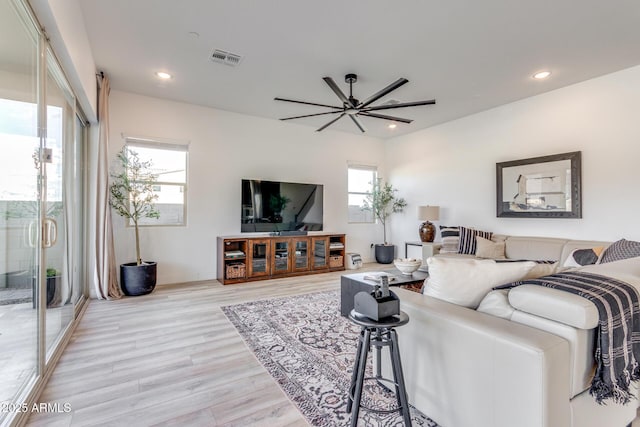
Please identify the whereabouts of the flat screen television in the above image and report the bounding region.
[241,179,323,233]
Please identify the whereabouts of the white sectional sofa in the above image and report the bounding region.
[380,235,640,427]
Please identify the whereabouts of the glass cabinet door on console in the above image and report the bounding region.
[292,238,310,272]
[248,240,270,277]
[271,240,291,274]
[311,237,329,270]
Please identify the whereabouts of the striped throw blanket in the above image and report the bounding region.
[497,271,640,404]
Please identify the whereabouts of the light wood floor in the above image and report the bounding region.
[25,268,359,426]
[0,301,74,406]
[23,267,640,427]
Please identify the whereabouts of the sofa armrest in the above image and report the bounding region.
[381,288,571,427]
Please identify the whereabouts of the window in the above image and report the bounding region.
[125,138,188,226]
[348,165,377,223]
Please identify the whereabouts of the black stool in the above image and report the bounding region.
[347,309,411,427]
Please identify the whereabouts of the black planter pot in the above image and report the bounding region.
[120,262,157,296]
[374,244,395,264]
[46,276,58,305]
[31,275,58,308]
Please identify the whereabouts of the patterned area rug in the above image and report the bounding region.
[222,290,439,426]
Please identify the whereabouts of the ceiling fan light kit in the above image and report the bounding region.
[275,73,436,133]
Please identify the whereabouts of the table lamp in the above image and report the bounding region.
[417,205,440,242]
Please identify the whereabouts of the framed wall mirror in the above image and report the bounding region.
[496,151,582,218]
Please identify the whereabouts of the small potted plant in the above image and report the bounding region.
[109,147,160,296]
[362,179,407,264]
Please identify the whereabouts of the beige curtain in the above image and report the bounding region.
[94,73,122,299]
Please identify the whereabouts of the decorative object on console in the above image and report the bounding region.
[439,225,460,254]
[458,226,492,255]
[417,205,440,242]
[362,179,407,264]
[496,151,582,218]
[599,239,640,264]
[275,73,436,133]
[393,258,422,275]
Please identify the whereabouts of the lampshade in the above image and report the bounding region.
[417,206,440,221]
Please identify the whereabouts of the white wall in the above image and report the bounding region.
[29,0,97,121]
[385,65,640,248]
[108,90,386,285]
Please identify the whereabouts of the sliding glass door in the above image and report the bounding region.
[43,48,76,357]
[0,0,40,414]
[0,0,87,425]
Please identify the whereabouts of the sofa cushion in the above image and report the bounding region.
[475,236,506,259]
[423,257,536,308]
[477,289,514,319]
[508,256,640,329]
[508,285,599,329]
[439,225,460,254]
[599,239,640,264]
[504,236,568,262]
[579,255,640,278]
[458,226,492,255]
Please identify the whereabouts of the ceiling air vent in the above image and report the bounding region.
[210,49,243,66]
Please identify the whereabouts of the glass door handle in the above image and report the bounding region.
[27,218,58,248]
[42,217,57,248]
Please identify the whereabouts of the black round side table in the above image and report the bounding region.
[347,309,411,427]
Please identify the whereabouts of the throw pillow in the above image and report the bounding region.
[563,247,604,268]
[423,257,536,309]
[525,261,559,278]
[599,239,640,264]
[476,290,515,320]
[475,236,506,259]
[495,259,558,278]
[439,225,460,254]
[458,226,492,255]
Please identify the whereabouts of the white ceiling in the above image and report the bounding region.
[78,0,640,139]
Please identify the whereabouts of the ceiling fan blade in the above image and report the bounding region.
[274,97,342,110]
[279,111,343,121]
[362,99,436,112]
[358,78,408,109]
[349,115,367,132]
[316,113,346,132]
[359,112,412,124]
[323,77,352,106]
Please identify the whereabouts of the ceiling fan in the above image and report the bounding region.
[274,73,436,132]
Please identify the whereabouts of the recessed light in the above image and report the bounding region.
[155,71,172,80]
[533,71,551,80]
[388,123,397,129]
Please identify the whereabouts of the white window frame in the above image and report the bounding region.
[347,164,377,224]
[124,136,188,227]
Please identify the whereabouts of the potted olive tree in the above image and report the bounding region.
[109,147,160,296]
[362,179,407,264]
